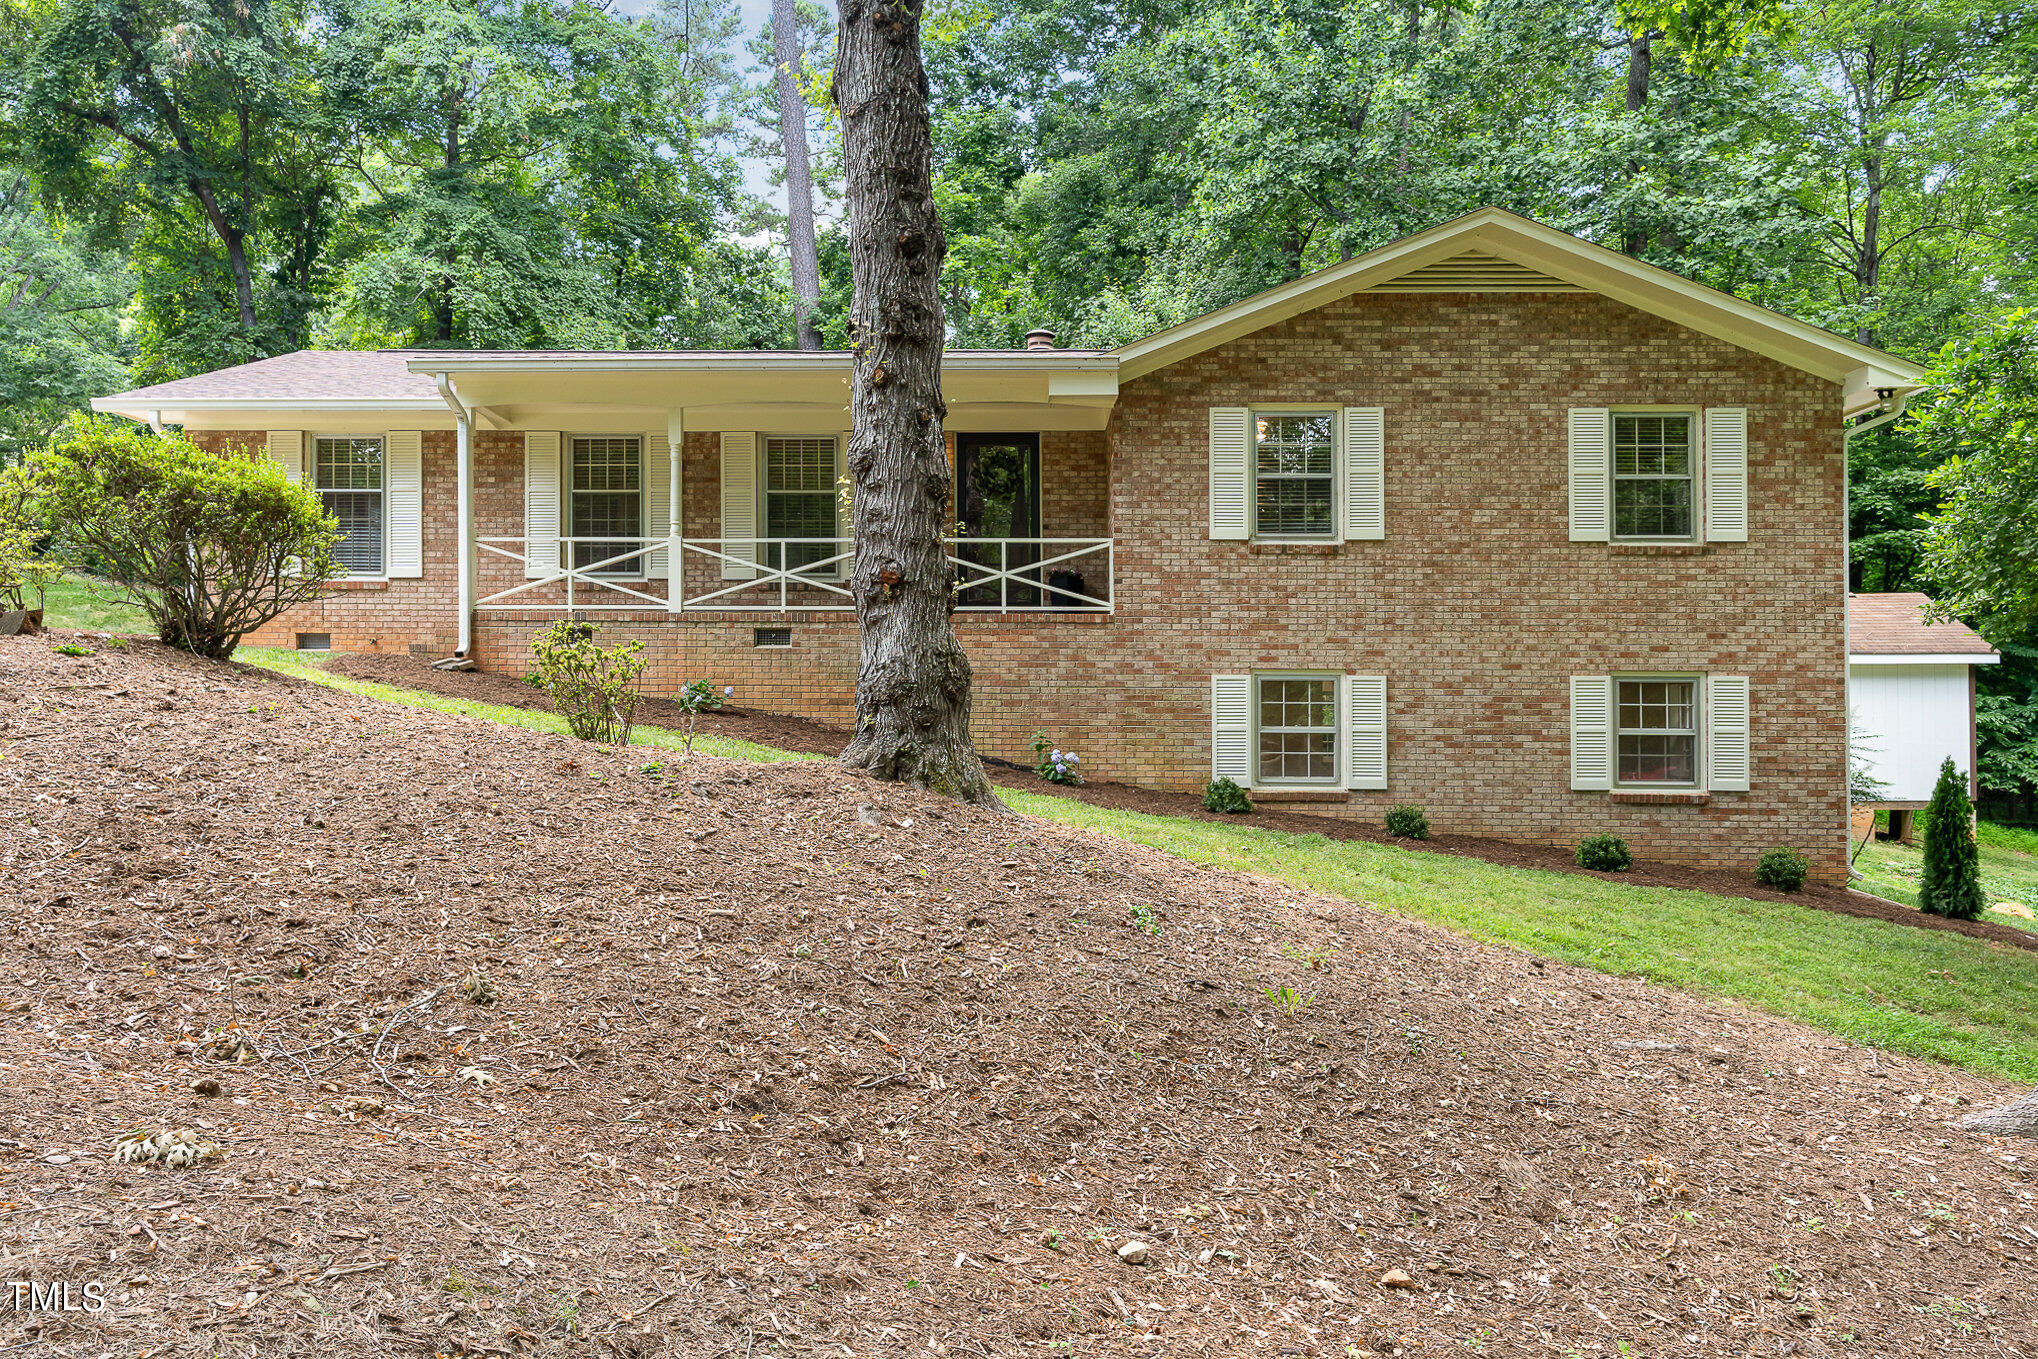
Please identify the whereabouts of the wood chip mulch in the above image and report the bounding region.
[329,651,2038,954]
[2,633,2035,1357]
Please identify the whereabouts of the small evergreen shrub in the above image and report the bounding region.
[1755,847,1808,892]
[1575,833,1633,872]
[1031,731,1084,785]
[1919,757,1985,920]
[1202,777,1252,813]
[1384,803,1430,840]
[531,620,646,745]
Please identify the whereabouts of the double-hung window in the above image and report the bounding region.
[1612,412,1695,540]
[1257,675,1339,784]
[313,436,385,577]
[764,436,840,576]
[569,436,643,576]
[1616,677,1699,785]
[1253,412,1336,538]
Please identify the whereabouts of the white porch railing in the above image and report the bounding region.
[475,536,1113,614]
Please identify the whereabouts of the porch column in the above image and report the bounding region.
[666,407,684,613]
[436,374,477,659]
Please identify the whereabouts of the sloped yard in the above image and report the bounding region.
[3,633,2036,1357]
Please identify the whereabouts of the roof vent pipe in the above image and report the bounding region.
[1023,328,1056,351]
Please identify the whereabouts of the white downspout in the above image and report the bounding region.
[435,374,476,664]
[1840,386,1916,870]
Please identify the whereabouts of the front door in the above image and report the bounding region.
[955,434,1041,607]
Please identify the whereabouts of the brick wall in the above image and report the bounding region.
[219,291,1851,880]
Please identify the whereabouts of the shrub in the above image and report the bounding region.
[0,468,63,616]
[1755,847,1809,892]
[531,621,646,745]
[1202,777,1252,813]
[30,416,338,658]
[672,679,733,757]
[1031,731,1084,785]
[1919,757,1985,920]
[1384,803,1430,840]
[1575,833,1633,872]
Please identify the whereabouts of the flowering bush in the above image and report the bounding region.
[673,680,733,757]
[532,621,645,744]
[1031,731,1084,785]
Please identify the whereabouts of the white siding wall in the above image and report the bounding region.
[1849,662,1972,803]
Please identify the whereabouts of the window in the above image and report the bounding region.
[1254,412,1336,538]
[764,437,839,575]
[1617,677,1699,785]
[1612,412,1695,539]
[312,436,385,576]
[1257,675,1338,784]
[569,436,642,575]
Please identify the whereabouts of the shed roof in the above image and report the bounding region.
[1849,593,1998,661]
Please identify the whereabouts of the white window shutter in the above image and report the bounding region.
[1208,408,1250,540]
[1570,674,1613,790]
[1708,675,1751,791]
[1344,674,1388,789]
[385,431,423,579]
[523,431,561,581]
[1211,674,1252,782]
[719,431,758,579]
[1341,407,1384,541]
[266,430,303,484]
[1704,406,1748,543]
[1568,407,1610,542]
[644,431,671,580]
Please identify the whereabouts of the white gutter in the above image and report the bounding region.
[435,374,477,667]
[404,352,1119,375]
[1842,388,1916,443]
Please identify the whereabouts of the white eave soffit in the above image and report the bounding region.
[1109,208,1930,404]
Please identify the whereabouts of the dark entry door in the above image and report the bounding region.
[955,434,1040,607]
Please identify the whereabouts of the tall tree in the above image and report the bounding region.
[772,0,823,348]
[0,165,130,458]
[833,0,997,803]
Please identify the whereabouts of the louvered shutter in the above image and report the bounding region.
[1344,674,1388,790]
[1568,408,1610,542]
[385,431,423,579]
[523,431,561,580]
[1570,674,1613,790]
[1211,674,1252,782]
[1707,675,1751,792]
[644,430,671,580]
[1209,408,1250,540]
[266,430,304,484]
[719,431,758,579]
[1704,407,1748,543]
[1341,408,1385,541]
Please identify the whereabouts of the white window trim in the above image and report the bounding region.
[311,432,388,581]
[758,433,848,581]
[1249,406,1342,543]
[565,432,649,582]
[1613,671,1706,791]
[1251,671,1343,788]
[1608,407,1703,545]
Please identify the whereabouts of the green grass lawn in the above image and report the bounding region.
[238,649,2038,1083]
[39,573,152,633]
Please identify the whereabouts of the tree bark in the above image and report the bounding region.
[1620,30,1653,257]
[1962,1085,2038,1139]
[774,0,823,350]
[832,0,998,806]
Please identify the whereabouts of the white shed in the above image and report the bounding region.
[1848,594,1998,833]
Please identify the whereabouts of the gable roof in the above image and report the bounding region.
[1849,593,1998,663]
[98,349,444,409]
[1112,208,1925,413]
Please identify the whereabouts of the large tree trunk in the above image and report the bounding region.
[1620,30,1653,257]
[1963,1085,2038,1138]
[832,0,997,806]
[774,0,823,350]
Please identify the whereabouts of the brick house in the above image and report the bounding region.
[93,209,1926,881]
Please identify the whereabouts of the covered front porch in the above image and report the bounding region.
[412,350,1120,655]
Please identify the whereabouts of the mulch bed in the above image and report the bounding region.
[328,651,2038,955]
[0,631,2033,1356]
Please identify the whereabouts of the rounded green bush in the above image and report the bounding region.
[1201,777,1253,814]
[1575,833,1633,872]
[1755,846,1809,892]
[1384,803,1430,840]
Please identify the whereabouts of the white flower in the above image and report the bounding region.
[723,686,734,696]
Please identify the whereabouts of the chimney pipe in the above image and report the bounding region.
[1024,328,1056,351]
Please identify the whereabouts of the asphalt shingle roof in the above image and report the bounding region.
[1849,593,1997,657]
